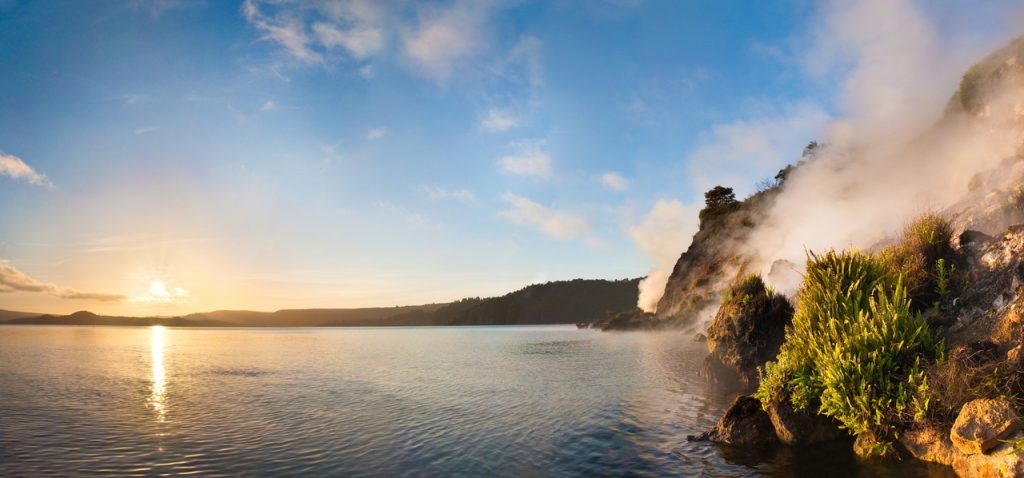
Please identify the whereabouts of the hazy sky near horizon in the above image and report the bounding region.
[0,0,1020,315]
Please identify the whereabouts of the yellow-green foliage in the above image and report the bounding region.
[755,250,943,451]
[877,213,955,309]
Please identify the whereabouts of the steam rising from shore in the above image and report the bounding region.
[634,0,1024,313]
[629,200,699,312]
[746,1,1024,293]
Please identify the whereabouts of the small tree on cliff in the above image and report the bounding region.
[699,186,740,226]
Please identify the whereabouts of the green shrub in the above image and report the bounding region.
[877,213,956,311]
[755,250,943,452]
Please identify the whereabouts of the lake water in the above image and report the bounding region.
[0,325,953,477]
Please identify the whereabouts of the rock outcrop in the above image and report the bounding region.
[688,396,778,446]
[902,423,1024,477]
[764,398,846,446]
[704,275,793,385]
[653,192,779,327]
[950,398,1022,455]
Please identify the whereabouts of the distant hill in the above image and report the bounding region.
[0,309,40,322]
[5,310,235,327]
[0,278,640,327]
[185,304,446,327]
[433,278,641,326]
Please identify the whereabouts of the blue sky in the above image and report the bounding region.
[0,0,1019,314]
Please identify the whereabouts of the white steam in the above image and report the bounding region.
[744,0,1024,292]
[634,0,1024,314]
[629,200,700,312]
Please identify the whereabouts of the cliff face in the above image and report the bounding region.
[644,37,1024,333]
[653,191,776,326]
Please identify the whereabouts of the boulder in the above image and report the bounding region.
[764,398,846,445]
[705,275,793,384]
[901,424,1024,476]
[951,398,1022,455]
[706,396,778,446]
[900,424,957,466]
[953,436,1024,477]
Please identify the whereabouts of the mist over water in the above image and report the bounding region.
[0,326,950,477]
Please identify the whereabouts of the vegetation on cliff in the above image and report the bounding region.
[756,250,940,454]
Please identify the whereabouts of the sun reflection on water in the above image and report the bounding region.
[150,326,167,422]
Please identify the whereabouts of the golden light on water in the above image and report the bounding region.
[150,326,167,422]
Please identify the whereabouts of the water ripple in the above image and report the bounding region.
[0,326,951,477]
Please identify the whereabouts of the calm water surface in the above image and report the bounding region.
[0,325,952,477]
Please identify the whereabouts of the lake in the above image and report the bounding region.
[0,325,953,476]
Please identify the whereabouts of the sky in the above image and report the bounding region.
[0,0,1020,315]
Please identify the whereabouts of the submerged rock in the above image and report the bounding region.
[950,398,1022,455]
[764,398,846,446]
[852,432,898,459]
[688,396,777,446]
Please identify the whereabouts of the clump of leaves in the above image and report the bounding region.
[755,249,943,452]
[877,213,957,311]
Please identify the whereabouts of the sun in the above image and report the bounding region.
[148,281,170,299]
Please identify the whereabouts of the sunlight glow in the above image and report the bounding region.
[149,281,169,297]
[150,326,167,422]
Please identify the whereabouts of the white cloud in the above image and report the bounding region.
[0,263,124,302]
[0,153,52,187]
[402,3,487,83]
[498,141,552,179]
[601,172,629,191]
[628,199,700,312]
[500,193,591,240]
[365,127,388,140]
[313,22,383,60]
[243,0,323,65]
[481,108,520,132]
[133,126,156,136]
[424,186,477,204]
[260,100,278,111]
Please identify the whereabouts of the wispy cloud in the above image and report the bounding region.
[129,0,195,19]
[500,194,591,240]
[259,100,278,111]
[481,108,520,132]
[498,141,552,179]
[402,3,488,84]
[0,153,53,187]
[0,263,124,302]
[601,172,629,191]
[423,186,477,204]
[365,127,388,140]
[242,0,387,69]
[133,126,157,136]
[243,0,323,65]
[131,281,190,304]
[313,21,383,60]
